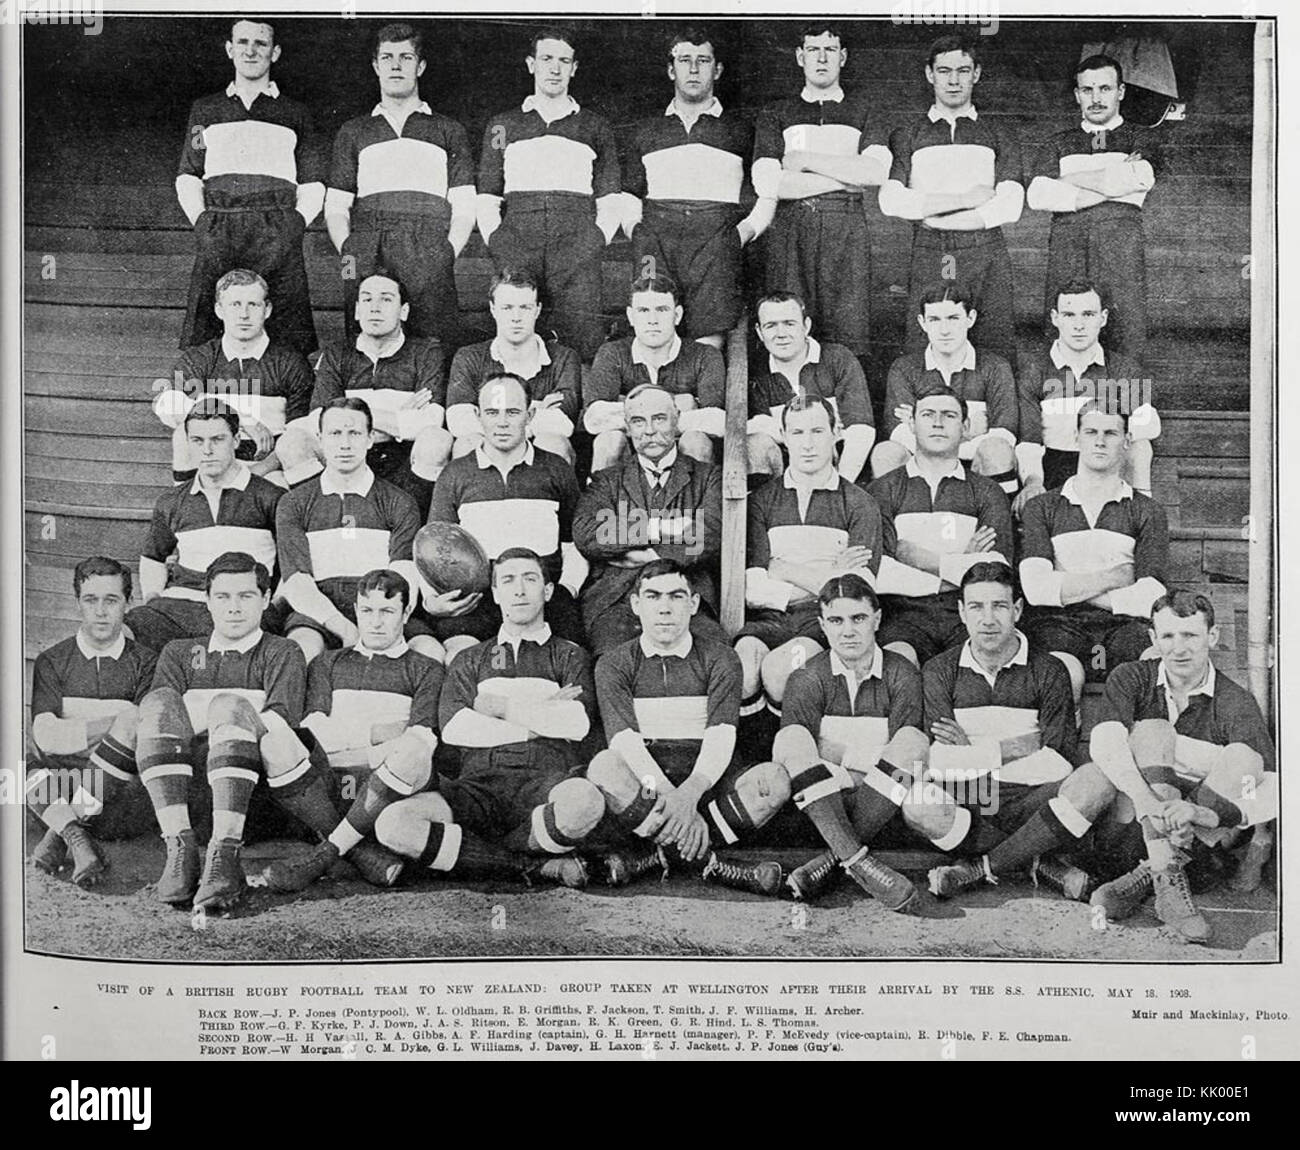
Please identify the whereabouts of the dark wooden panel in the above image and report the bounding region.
[26,394,166,437]
[1158,411,1250,458]
[25,509,151,562]
[26,431,171,463]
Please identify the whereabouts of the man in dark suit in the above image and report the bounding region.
[573,384,723,655]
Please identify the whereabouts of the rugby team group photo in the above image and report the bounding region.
[21,13,1277,960]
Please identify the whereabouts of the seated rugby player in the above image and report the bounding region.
[260,568,443,893]
[374,548,604,887]
[1086,591,1276,944]
[586,559,788,896]
[583,274,726,469]
[137,552,339,912]
[774,575,957,911]
[27,558,158,888]
[1020,400,1168,702]
[154,268,313,486]
[734,394,882,721]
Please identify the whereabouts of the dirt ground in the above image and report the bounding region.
[23,825,1279,964]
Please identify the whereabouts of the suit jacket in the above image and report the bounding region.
[573,451,722,622]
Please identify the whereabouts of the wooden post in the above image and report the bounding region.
[720,314,749,637]
[1247,20,1275,722]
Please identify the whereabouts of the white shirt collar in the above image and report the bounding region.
[783,464,840,492]
[489,333,551,371]
[208,628,264,654]
[320,466,376,497]
[226,80,279,100]
[372,100,432,118]
[475,441,535,470]
[190,461,252,497]
[76,631,126,661]
[353,638,410,660]
[905,455,966,482]
[1060,475,1134,506]
[640,631,694,659]
[801,85,844,104]
[220,331,270,362]
[497,621,552,651]
[640,446,679,477]
[924,342,977,375]
[1081,113,1124,133]
[829,646,883,685]
[1157,659,1216,700]
[958,630,1030,683]
[355,328,406,364]
[928,103,978,124]
[768,335,822,377]
[665,98,723,120]
[522,94,579,120]
[1049,338,1107,372]
[631,335,682,368]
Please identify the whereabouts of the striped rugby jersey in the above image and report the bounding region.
[275,469,420,613]
[152,629,306,734]
[328,104,475,209]
[882,345,1018,447]
[1097,659,1275,773]
[303,642,444,754]
[141,466,283,601]
[439,629,596,773]
[1016,345,1149,450]
[426,444,579,583]
[868,458,1013,598]
[781,646,923,769]
[752,91,889,199]
[478,101,621,200]
[446,337,581,418]
[748,338,873,435]
[1019,479,1168,618]
[922,631,1079,784]
[584,336,725,408]
[595,633,741,768]
[31,633,157,726]
[746,470,882,608]
[1028,120,1162,218]
[625,102,754,204]
[168,336,313,436]
[311,334,447,422]
[178,84,324,204]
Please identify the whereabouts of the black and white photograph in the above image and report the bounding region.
[6,0,1286,994]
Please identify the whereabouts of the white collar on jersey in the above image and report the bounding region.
[522,94,580,120]
[631,334,682,368]
[1049,339,1107,372]
[928,104,978,124]
[664,98,724,120]
[208,628,264,654]
[905,455,966,482]
[925,342,977,375]
[959,629,1030,684]
[496,621,552,650]
[474,441,535,470]
[768,335,822,377]
[639,446,679,479]
[489,333,551,373]
[640,631,694,659]
[1081,113,1124,133]
[320,465,376,497]
[801,84,845,104]
[226,80,279,100]
[372,101,432,117]
[355,328,406,364]
[1060,475,1134,507]
[829,646,883,684]
[220,331,270,363]
[353,638,410,660]
[189,461,252,497]
[783,463,840,491]
[1157,658,1216,700]
[76,631,126,661]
